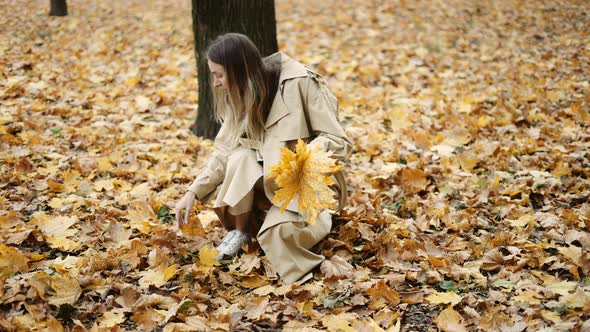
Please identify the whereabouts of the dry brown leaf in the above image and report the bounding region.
[47,275,82,306]
[320,255,354,278]
[480,248,505,272]
[245,296,270,321]
[0,244,30,276]
[132,308,165,331]
[400,168,429,194]
[366,280,400,306]
[434,306,468,332]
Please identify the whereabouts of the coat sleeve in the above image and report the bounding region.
[301,75,353,160]
[187,121,233,200]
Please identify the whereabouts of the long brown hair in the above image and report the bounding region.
[206,33,278,144]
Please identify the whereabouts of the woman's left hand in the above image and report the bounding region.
[175,190,197,229]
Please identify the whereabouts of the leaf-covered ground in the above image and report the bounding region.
[1,0,589,331]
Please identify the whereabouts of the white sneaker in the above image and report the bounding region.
[216,230,250,260]
[215,230,238,255]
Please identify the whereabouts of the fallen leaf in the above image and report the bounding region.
[322,312,357,332]
[98,310,125,328]
[320,255,354,278]
[400,168,429,193]
[426,291,462,305]
[366,280,400,306]
[139,264,178,288]
[480,248,505,272]
[434,305,468,332]
[48,275,82,306]
[199,246,220,267]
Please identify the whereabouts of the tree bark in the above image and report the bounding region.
[49,0,68,16]
[191,0,278,139]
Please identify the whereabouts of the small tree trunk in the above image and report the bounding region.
[192,0,278,139]
[49,0,68,16]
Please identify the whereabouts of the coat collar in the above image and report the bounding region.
[277,52,309,83]
[265,52,309,84]
[264,53,308,128]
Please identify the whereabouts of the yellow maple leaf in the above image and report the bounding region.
[199,246,220,267]
[29,213,80,251]
[63,169,80,193]
[138,264,178,288]
[46,237,80,251]
[98,310,126,328]
[268,139,342,224]
[97,157,113,172]
[126,200,159,234]
[47,197,64,209]
[0,244,30,276]
[13,314,37,330]
[426,291,462,305]
[48,275,82,306]
[0,211,23,228]
[47,179,65,192]
[321,312,357,332]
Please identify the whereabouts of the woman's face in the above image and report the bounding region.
[208,60,228,91]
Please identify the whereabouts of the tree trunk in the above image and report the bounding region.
[191,0,278,139]
[49,0,68,16]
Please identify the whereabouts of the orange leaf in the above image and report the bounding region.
[366,280,400,306]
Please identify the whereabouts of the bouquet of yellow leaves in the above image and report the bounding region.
[268,139,343,224]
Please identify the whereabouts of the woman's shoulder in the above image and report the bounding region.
[264,52,318,84]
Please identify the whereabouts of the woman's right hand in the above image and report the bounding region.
[175,190,197,229]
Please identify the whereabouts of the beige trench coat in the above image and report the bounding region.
[188,53,352,283]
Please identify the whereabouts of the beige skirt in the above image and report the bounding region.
[213,146,332,284]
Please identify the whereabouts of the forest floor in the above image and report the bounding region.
[1,0,589,331]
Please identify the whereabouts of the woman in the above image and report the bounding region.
[175,33,352,284]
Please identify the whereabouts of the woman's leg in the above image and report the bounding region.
[214,177,268,236]
[257,208,333,284]
[213,207,251,234]
[213,146,263,235]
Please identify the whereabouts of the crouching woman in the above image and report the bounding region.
[175,33,352,284]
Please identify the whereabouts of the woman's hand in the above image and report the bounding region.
[175,190,197,229]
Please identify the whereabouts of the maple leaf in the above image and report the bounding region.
[98,310,126,329]
[47,275,82,306]
[132,308,165,331]
[321,312,360,332]
[126,200,159,234]
[426,291,463,305]
[199,246,220,267]
[400,168,429,194]
[269,139,343,224]
[0,244,30,276]
[185,316,211,331]
[435,306,468,332]
[0,211,24,228]
[366,280,400,306]
[320,255,354,278]
[245,296,270,321]
[179,213,204,237]
[29,213,80,251]
[138,264,178,288]
[107,221,132,245]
